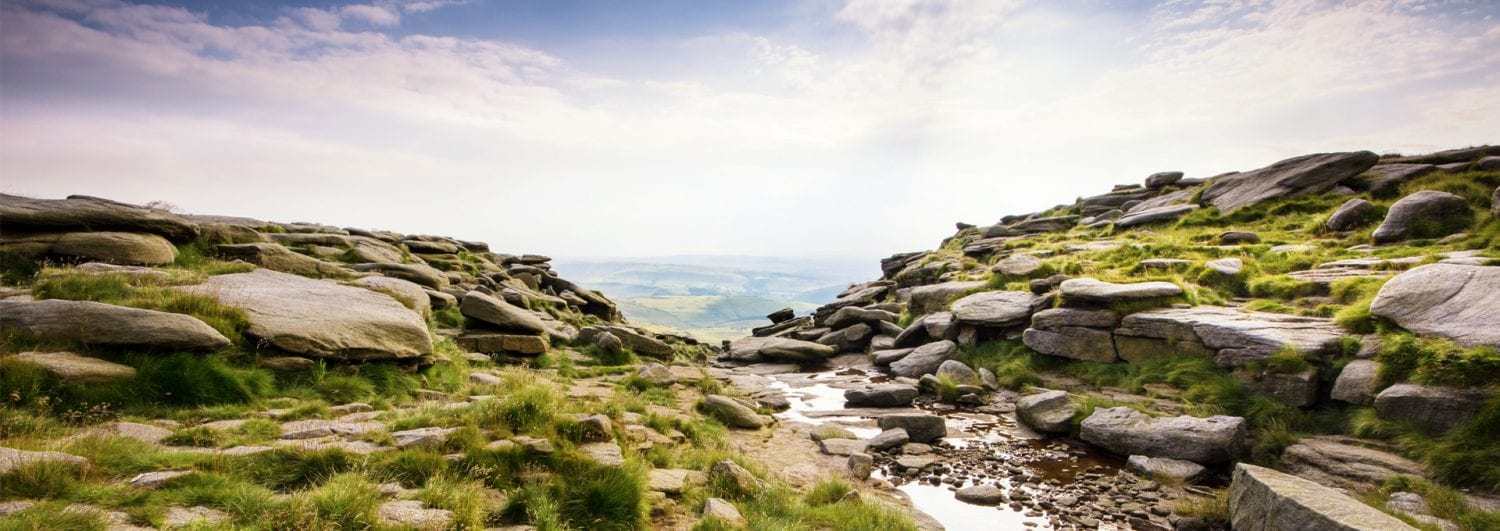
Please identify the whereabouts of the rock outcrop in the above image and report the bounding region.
[181,269,431,359]
[0,299,230,351]
[1370,264,1500,348]
[1228,463,1416,531]
[1200,151,1379,214]
[1080,407,1245,464]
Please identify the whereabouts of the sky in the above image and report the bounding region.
[3,0,1499,262]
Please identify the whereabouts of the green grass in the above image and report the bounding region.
[1377,334,1500,388]
[0,501,108,531]
[955,340,1043,390]
[1350,396,1500,491]
[1247,275,1324,299]
[0,459,84,499]
[1375,475,1500,530]
[0,353,271,416]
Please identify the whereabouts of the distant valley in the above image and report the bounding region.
[552,256,876,342]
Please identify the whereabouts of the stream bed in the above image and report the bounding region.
[748,359,1179,531]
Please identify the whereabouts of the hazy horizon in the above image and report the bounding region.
[4,0,1499,259]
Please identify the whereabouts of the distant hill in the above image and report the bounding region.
[552,256,874,342]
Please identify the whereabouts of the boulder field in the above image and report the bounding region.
[721,145,1500,530]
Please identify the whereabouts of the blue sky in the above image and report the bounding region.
[3,0,1498,260]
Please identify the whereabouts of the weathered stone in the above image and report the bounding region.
[1023,326,1117,362]
[1200,151,1379,213]
[888,340,956,378]
[182,270,430,359]
[455,333,548,355]
[1060,278,1182,304]
[1030,308,1119,329]
[215,243,352,278]
[950,290,1037,327]
[1115,205,1197,228]
[871,348,914,366]
[1219,231,1260,245]
[377,500,453,530]
[818,438,867,456]
[129,470,191,489]
[844,384,918,408]
[1370,264,1500,348]
[709,460,764,494]
[1017,390,1076,434]
[258,356,316,370]
[1080,407,1245,464]
[992,254,1044,277]
[1280,436,1425,492]
[908,281,986,314]
[0,193,199,241]
[1117,306,1344,366]
[350,262,448,289]
[1127,455,1205,484]
[866,428,910,451]
[1330,360,1381,405]
[934,359,979,386]
[5,351,135,383]
[702,498,746,526]
[876,413,946,443]
[648,468,704,495]
[1353,163,1438,195]
[0,447,88,474]
[1010,215,1078,233]
[583,326,674,358]
[1228,463,1416,531]
[766,307,795,324]
[955,484,1007,505]
[1374,384,1488,433]
[1205,257,1243,277]
[847,452,874,480]
[702,395,770,429]
[0,231,177,265]
[353,276,430,317]
[97,421,172,444]
[163,506,231,528]
[921,311,956,339]
[0,299,230,351]
[1372,191,1472,243]
[1145,171,1184,189]
[460,291,547,334]
[1248,367,1319,407]
[580,441,625,467]
[425,289,456,311]
[824,306,898,329]
[725,336,835,363]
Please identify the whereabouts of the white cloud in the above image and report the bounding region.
[1,0,1497,259]
[339,4,399,26]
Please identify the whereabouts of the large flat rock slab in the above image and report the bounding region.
[1116,306,1344,366]
[725,336,834,363]
[1200,151,1378,213]
[0,193,199,241]
[1080,407,1244,464]
[0,231,177,265]
[1370,264,1500,349]
[5,351,136,383]
[0,299,230,351]
[1280,436,1424,492]
[181,269,430,359]
[1229,463,1416,531]
[950,290,1037,327]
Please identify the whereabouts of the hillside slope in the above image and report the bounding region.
[728,147,1500,530]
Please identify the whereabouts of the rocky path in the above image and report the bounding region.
[714,355,1190,531]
